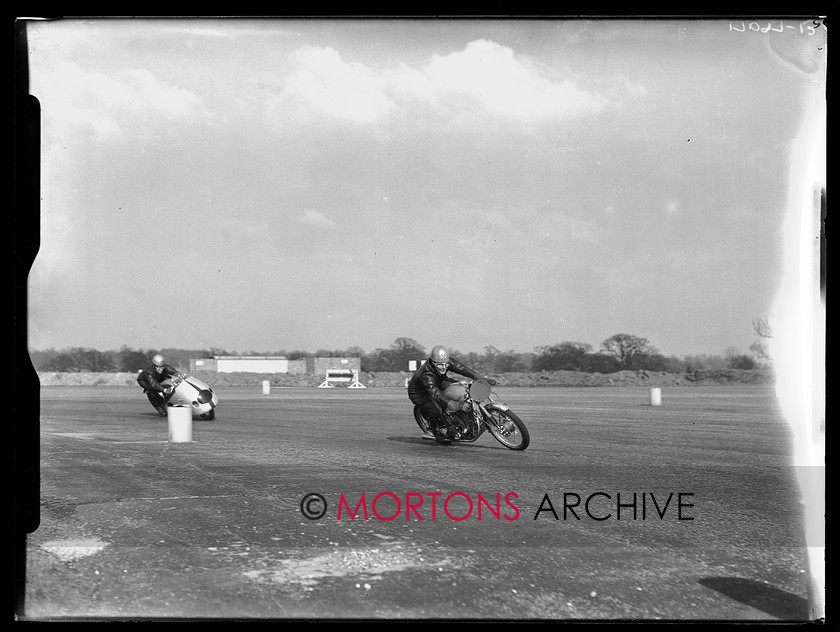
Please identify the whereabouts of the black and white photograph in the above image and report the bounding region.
[14,15,825,622]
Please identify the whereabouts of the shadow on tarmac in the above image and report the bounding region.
[138,412,219,421]
[698,577,809,620]
[386,436,504,450]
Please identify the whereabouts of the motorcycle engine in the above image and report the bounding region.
[450,411,471,434]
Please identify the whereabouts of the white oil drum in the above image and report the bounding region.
[167,404,193,443]
[649,387,662,406]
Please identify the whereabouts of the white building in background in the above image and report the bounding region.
[218,356,291,373]
[190,355,361,375]
[191,356,295,373]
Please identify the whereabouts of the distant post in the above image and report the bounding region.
[649,387,662,406]
[405,360,418,388]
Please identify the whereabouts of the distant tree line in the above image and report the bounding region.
[29,346,207,373]
[28,331,769,374]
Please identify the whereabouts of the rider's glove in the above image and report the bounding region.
[460,399,471,412]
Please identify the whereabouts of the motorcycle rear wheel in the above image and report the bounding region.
[485,408,530,451]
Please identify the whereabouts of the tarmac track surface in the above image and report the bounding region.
[23,385,813,621]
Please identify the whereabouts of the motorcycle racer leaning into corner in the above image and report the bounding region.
[408,345,497,443]
[137,354,185,417]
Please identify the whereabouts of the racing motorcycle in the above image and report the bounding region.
[413,379,530,451]
[160,374,219,420]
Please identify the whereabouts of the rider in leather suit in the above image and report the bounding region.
[408,345,496,442]
[137,354,184,416]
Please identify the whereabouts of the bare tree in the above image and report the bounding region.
[494,349,526,373]
[482,345,501,372]
[750,317,773,365]
[534,342,593,371]
[42,347,117,372]
[601,334,658,370]
[389,337,427,370]
[725,346,757,369]
[752,317,773,339]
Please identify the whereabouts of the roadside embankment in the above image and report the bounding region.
[35,369,774,388]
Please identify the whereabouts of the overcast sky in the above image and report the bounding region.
[22,17,826,358]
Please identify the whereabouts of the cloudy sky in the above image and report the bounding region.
[22,17,826,357]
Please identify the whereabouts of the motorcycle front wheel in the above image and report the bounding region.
[200,410,216,420]
[485,408,530,451]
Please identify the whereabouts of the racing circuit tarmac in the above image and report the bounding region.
[20,384,817,621]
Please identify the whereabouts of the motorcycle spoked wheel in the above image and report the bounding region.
[484,408,530,451]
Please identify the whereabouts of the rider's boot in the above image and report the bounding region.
[431,417,452,444]
[147,391,168,417]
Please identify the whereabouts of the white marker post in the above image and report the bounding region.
[167,404,193,443]
[262,380,271,395]
[649,387,662,406]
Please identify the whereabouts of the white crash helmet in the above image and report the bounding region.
[430,345,450,374]
[152,354,166,367]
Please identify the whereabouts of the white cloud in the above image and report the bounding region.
[543,209,602,243]
[280,46,397,123]
[664,201,680,215]
[119,68,207,118]
[383,63,436,104]
[625,80,648,99]
[270,39,607,129]
[299,209,338,229]
[423,39,607,121]
[34,62,208,139]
